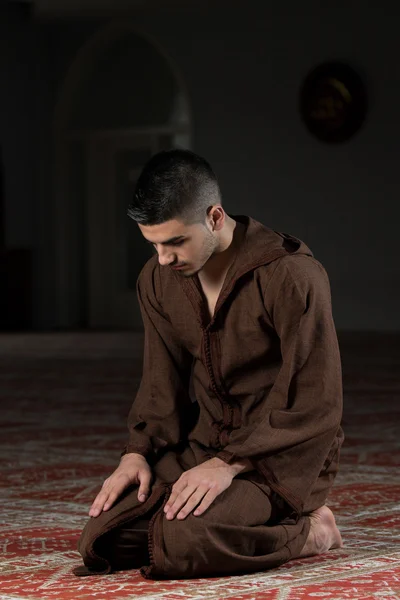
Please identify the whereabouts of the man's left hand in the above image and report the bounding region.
[163,456,249,520]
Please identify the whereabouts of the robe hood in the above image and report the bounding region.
[225,214,314,282]
[173,214,315,323]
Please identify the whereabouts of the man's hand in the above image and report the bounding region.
[163,456,250,521]
[89,453,152,518]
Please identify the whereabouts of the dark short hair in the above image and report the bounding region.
[127,149,221,225]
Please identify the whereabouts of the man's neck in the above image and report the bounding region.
[199,218,244,286]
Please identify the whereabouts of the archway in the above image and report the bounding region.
[54,21,192,328]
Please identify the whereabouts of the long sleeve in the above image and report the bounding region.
[216,255,343,517]
[121,263,198,462]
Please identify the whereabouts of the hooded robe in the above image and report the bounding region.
[74,215,344,579]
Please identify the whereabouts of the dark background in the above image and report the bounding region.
[1,0,399,332]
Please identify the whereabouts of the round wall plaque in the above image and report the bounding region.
[300,62,367,143]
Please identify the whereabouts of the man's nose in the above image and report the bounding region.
[158,248,175,267]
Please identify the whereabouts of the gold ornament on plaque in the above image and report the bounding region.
[300,62,367,143]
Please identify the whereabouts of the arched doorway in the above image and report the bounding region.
[54,22,192,329]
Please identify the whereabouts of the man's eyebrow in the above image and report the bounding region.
[145,236,185,245]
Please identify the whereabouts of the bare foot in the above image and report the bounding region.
[299,505,343,558]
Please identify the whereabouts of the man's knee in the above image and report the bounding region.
[161,513,209,575]
[96,518,150,571]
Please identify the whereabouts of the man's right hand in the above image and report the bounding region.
[89,453,152,518]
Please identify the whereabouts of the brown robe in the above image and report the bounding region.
[74,214,344,579]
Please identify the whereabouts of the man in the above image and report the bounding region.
[74,149,344,580]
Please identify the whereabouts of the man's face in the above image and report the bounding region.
[138,218,217,277]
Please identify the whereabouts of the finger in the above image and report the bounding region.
[176,486,209,520]
[192,489,218,517]
[138,469,152,502]
[90,476,128,517]
[165,485,195,520]
[103,489,121,511]
[164,481,187,513]
[89,490,110,517]
[102,473,135,509]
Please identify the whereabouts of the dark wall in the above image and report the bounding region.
[137,4,398,331]
[0,4,37,249]
[1,1,399,330]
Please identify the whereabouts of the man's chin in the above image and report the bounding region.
[170,264,202,277]
[180,266,199,278]
[181,268,196,278]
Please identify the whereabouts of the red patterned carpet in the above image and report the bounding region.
[1,332,399,599]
